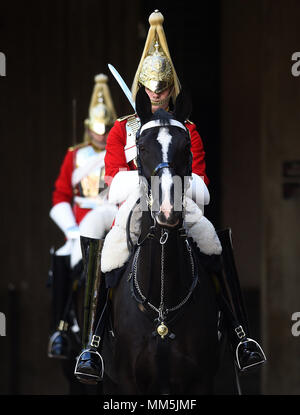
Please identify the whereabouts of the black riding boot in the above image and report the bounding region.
[48,253,73,359]
[215,229,266,372]
[74,237,108,384]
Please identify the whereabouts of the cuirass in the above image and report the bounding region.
[75,145,105,197]
[124,115,141,162]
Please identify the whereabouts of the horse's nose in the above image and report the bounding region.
[160,198,172,219]
[156,199,180,227]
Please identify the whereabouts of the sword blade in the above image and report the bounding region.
[108,63,136,111]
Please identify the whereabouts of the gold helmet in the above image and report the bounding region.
[131,10,181,104]
[84,73,117,140]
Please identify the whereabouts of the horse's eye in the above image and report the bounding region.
[139,145,146,153]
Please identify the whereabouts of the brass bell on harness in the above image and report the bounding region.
[157,322,168,339]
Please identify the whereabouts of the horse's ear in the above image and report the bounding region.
[173,89,192,124]
[135,86,152,125]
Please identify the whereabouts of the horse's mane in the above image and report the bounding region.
[151,108,173,125]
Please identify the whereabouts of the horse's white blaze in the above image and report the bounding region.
[161,172,173,219]
[157,127,172,162]
[157,127,173,217]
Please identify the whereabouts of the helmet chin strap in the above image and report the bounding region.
[150,86,174,107]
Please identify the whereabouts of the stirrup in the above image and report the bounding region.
[74,349,104,384]
[235,337,267,372]
[47,330,70,359]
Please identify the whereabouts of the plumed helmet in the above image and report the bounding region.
[139,41,173,94]
[131,10,181,103]
[85,73,117,138]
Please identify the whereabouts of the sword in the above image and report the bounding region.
[108,63,136,112]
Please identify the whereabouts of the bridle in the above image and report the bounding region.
[127,116,198,340]
[136,117,193,215]
[139,118,187,134]
[135,117,193,181]
[152,161,173,177]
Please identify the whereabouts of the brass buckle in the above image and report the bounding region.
[58,320,68,331]
[235,325,246,339]
[91,335,101,348]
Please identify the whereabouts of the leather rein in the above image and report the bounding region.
[126,199,200,341]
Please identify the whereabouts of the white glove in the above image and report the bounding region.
[49,202,80,239]
[65,225,80,240]
[108,170,139,205]
[186,173,210,207]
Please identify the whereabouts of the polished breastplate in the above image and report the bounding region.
[124,115,141,163]
[74,146,106,198]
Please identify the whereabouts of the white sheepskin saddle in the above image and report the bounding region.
[101,186,222,273]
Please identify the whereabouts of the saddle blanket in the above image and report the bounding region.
[101,186,222,273]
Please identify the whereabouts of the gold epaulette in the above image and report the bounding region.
[68,141,90,152]
[185,119,194,125]
[117,113,137,122]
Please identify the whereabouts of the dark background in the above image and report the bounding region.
[1,0,300,396]
[0,0,222,395]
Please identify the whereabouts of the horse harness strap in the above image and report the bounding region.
[128,226,199,340]
[152,162,173,177]
[89,289,110,349]
[136,116,193,189]
[139,119,187,135]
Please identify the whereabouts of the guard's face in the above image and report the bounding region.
[145,87,172,113]
[88,129,109,149]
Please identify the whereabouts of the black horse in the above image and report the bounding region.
[102,88,220,394]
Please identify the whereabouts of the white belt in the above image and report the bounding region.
[74,196,106,209]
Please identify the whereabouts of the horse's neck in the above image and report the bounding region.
[137,214,192,308]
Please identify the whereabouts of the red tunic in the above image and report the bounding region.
[104,116,209,185]
[52,148,91,224]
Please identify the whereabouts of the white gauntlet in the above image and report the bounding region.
[108,170,139,205]
[49,202,80,239]
[186,173,210,208]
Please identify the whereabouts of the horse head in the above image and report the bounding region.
[135,87,193,228]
